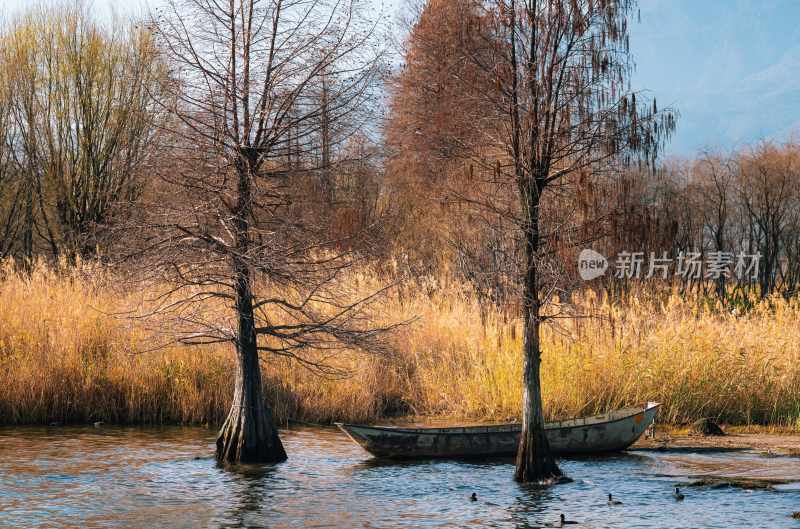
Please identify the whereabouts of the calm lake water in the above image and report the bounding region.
[1,426,799,529]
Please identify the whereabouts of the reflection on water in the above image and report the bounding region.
[0,426,798,528]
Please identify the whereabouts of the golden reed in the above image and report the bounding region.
[1,262,798,428]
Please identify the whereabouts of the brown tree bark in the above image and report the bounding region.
[514,184,562,483]
[514,315,561,481]
[215,333,287,464]
[216,152,287,465]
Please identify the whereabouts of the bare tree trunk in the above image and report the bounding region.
[515,320,561,481]
[320,73,333,208]
[514,187,562,483]
[23,180,34,268]
[216,327,287,464]
[216,154,287,464]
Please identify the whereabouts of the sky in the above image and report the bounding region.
[629,0,800,155]
[3,0,800,157]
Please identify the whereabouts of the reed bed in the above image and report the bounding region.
[1,262,799,428]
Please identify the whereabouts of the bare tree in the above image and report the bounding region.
[0,74,18,259]
[481,0,674,483]
[693,153,735,298]
[133,0,388,464]
[0,3,165,261]
[399,0,675,482]
[737,141,800,298]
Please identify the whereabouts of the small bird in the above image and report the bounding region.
[791,512,800,519]
[559,513,579,525]
[607,493,623,505]
[673,487,685,501]
[469,492,477,502]
[540,514,578,528]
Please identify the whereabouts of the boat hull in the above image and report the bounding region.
[337,402,659,459]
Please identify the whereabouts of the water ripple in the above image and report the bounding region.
[0,426,798,528]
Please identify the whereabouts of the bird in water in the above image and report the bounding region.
[673,487,685,501]
[607,493,623,505]
[559,513,579,525]
[540,514,578,528]
[791,512,800,519]
[469,492,477,502]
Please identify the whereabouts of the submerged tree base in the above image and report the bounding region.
[216,404,287,464]
[514,425,563,484]
[514,461,566,485]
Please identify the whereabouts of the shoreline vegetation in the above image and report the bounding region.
[1,262,799,431]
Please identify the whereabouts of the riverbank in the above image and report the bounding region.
[2,263,800,429]
[633,427,800,458]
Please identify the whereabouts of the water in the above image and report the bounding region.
[1,426,799,529]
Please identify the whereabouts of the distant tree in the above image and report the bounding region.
[692,153,736,298]
[0,3,165,260]
[0,72,16,259]
[736,141,800,297]
[391,0,514,301]
[383,0,492,277]
[137,0,389,464]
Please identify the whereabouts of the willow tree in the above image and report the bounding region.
[138,0,387,464]
[397,0,674,481]
[0,3,164,259]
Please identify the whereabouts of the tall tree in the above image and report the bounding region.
[475,0,674,482]
[394,0,674,482]
[139,0,388,464]
[478,0,674,483]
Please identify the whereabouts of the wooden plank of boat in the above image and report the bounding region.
[336,402,660,459]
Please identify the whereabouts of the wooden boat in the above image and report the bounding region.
[337,402,660,459]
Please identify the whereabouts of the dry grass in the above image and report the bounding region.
[397,285,800,428]
[1,262,799,428]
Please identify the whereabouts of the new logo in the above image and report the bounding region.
[578,249,608,280]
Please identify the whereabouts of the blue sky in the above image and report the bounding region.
[630,0,800,155]
[4,0,799,156]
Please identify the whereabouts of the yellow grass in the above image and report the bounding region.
[1,262,799,428]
